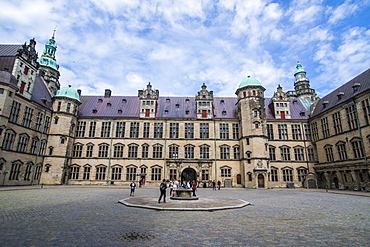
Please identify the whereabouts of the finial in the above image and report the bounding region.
[52,25,57,38]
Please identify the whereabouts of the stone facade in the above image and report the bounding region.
[0,37,369,191]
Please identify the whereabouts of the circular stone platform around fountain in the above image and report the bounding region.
[118,197,250,211]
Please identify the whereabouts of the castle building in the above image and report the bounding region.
[0,37,369,190]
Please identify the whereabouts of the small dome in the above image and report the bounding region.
[0,71,18,88]
[238,76,262,89]
[294,62,306,75]
[55,85,80,102]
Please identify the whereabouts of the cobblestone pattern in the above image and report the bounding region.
[0,187,369,246]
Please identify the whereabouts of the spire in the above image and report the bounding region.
[294,60,306,76]
[38,29,59,70]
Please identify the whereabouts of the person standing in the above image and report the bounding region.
[217,180,221,190]
[130,181,136,196]
[172,179,179,197]
[158,179,167,203]
[191,180,197,196]
[212,180,216,190]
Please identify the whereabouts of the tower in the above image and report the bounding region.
[37,30,60,96]
[195,83,214,119]
[293,61,316,99]
[272,85,291,119]
[41,85,81,184]
[235,76,269,188]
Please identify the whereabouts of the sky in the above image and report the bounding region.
[0,0,369,98]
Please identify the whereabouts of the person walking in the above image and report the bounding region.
[158,179,167,203]
[217,180,221,190]
[172,179,179,197]
[191,180,197,196]
[130,181,136,196]
[212,180,216,190]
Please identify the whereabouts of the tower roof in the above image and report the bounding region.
[0,71,18,88]
[238,76,262,89]
[294,61,306,75]
[55,85,81,102]
[37,30,59,70]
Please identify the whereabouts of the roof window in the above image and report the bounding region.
[175,103,180,108]
[322,101,329,109]
[352,83,361,92]
[337,92,344,100]
[166,99,170,103]
[92,109,97,113]
[98,99,103,103]
[185,99,190,103]
[118,109,122,114]
[107,103,111,107]
[222,111,227,115]
[220,100,225,104]
[122,99,127,103]
[299,112,305,116]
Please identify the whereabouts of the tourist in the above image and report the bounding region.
[217,180,221,190]
[158,179,167,203]
[130,181,136,196]
[212,180,216,190]
[172,179,179,197]
[169,180,174,197]
[191,180,197,196]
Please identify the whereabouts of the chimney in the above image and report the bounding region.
[77,89,81,96]
[104,89,111,98]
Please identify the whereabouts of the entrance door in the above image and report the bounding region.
[181,168,196,184]
[258,174,265,188]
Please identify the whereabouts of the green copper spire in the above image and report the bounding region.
[294,60,306,76]
[37,29,59,70]
[238,75,262,89]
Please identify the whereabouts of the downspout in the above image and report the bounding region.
[353,99,367,162]
[106,119,114,185]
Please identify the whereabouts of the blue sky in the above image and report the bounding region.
[1,0,369,98]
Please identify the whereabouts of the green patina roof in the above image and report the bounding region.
[238,76,262,89]
[294,61,306,75]
[38,31,59,70]
[55,85,80,102]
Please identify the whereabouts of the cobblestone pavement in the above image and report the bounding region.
[0,186,369,247]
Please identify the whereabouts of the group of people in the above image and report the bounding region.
[158,179,197,203]
[212,180,222,190]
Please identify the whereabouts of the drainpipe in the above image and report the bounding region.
[353,99,367,162]
[106,119,114,185]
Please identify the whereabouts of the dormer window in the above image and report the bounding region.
[175,104,180,108]
[122,99,127,103]
[185,110,189,115]
[118,109,122,114]
[166,99,170,103]
[107,103,111,107]
[164,110,169,114]
[98,99,103,103]
[185,99,189,103]
[352,83,360,93]
[293,100,297,104]
[222,111,227,115]
[299,112,305,116]
[220,100,225,104]
[337,92,344,100]
[322,101,329,109]
[92,109,97,113]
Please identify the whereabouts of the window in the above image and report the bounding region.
[128,144,138,158]
[269,146,276,161]
[282,168,293,182]
[86,144,94,157]
[24,163,32,181]
[66,103,71,113]
[130,122,139,138]
[142,144,149,158]
[48,146,53,155]
[307,146,315,161]
[101,122,111,137]
[96,166,106,180]
[83,165,91,180]
[154,123,163,138]
[170,169,177,180]
[220,145,230,159]
[201,170,209,180]
[153,144,163,158]
[143,122,150,138]
[351,138,364,158]
[332,112,343,134]
[336,142,348,160]
[30,137,38,154]
[185,123,194,139]
[233,146,240,159]
[140,166,147,177]
[57,102,61,111]
[304,124,311,140]
[76,121,86,137]
[125,167,137,181]
[151,167,162,181]
[69,165,80,180]
[362,98,370,125]
[169,145,179,159]
[22,106,33,128]
[98,144,109,157]
[35,112,44,131]
[169,123,179,138]
[200,123,209,139]
[219,123,229,139]
[321,117,330,138]
[54,117,59,124]
[2,130,16,150]
[115,122,126,137]
[112,166,122,180]
[346,104,358,130]
[184,144,194,159]
[311,122,319,141]
[324,145,334,162]
[280,146,291,161]
[34,164,42,180]
[200,145,210,159]
[113,144,124,158]
[271,167,278,182]
[291,124,302,140]
[267,124,274,140]
[297,168,307,182]
[44,116,51,133]
[294,146,305,161]
[221,167,231,177]
[232,124,239,139]
[278,124,288,140]
[9,162,22,180]
[72,144,83,157]
[16,134,29,152]
[89,122,96,137]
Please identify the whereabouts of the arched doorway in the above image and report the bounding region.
[257,174,265,188]
[181,168,196,184]
[236,174,241,184]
